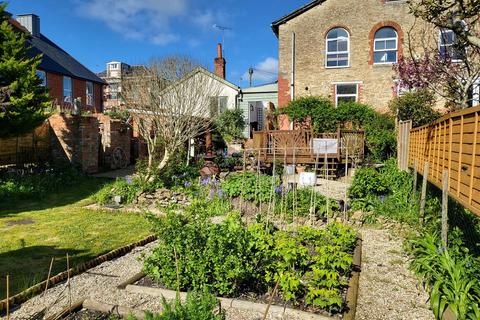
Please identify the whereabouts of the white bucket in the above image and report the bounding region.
[299,172,317,187]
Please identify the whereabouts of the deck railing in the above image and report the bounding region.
[251,129,364,163]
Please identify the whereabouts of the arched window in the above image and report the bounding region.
[326,28,349,68]
[373,27,398,64]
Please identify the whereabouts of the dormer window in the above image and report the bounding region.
[326,28,350,68]
[373,27,398,64]
[110,63,118,70]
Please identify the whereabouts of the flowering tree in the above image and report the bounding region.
[394,2,480,110]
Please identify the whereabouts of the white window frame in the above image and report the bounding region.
[439,29,463,62]
[86,81,94,106]
[373,28,398,65]
[63,76,72,104]
[36,69,47,86]
[325,28,350,69]
[335,83,358,107]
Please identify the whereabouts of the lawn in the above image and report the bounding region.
[0,177,151,298]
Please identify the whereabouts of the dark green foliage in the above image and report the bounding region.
[104,109,130,122]
[389,90,441,128]
[348,159,419,224]
[221,172,277,204]
[214,108,246,143]
[279,98,396,162]
[0,167,84,202]
[406,229,480,319]
[144,208,357,314]
[94,177,142,205]
[0,4,51,138]
[279,96,338,133]
[141,292,225,320]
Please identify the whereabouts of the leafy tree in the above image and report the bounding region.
[214,108,246,143]
[389,89,441,128]
[336,101,377,129]
[0,4,50,138]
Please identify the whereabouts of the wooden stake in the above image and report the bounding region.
[6,275,9,320]
[419,162,429,224]
[67,253,71,308]
[442,170,449,248]
[44,257,55,298]
[262,278,280,320]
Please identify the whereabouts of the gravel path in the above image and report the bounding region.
[355,226,434,320]
[3,241,301,320]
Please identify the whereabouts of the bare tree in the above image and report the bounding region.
[123,56,223,178]
[409,0,480,49]
[396,14,480,110]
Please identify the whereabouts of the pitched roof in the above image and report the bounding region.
[27,34,106,84]
[241,82,278,93]
[8,18,106,84]
[271,0,325,36]
[194,67,240,91]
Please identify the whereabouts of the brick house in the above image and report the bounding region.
[272,0,420,114]
[12,14,105,113]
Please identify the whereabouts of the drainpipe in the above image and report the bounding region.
[291,32,296,101]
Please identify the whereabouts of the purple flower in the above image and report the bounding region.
[208,188,216,199]
[217,189,224,198]
[275,185,283,195]
[200,177,211,186]
[184,181,192,188]
[125,176,133,185]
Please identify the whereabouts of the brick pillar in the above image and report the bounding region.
[214,43,226,79]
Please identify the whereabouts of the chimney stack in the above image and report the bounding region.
[16,14,40,37]
[214,43,226,79]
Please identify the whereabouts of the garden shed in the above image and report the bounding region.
[238,83,278,138]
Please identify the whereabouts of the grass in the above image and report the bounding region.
[0,177,151,298]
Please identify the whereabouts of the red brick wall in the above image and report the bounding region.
[278,75,291,108]
[73,78,86,110]
[46,72,63,106]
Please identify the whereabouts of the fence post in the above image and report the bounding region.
[419,162,429,224]
[442,170,449,248]
[412,159,418,194]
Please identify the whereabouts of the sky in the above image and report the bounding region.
[6,0,310,87]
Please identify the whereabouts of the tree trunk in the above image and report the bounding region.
[157,148,171,171]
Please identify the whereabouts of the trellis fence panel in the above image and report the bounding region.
[408,106,480,217]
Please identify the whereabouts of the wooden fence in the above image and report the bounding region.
[0,123,50,166]
[406,106,480,217]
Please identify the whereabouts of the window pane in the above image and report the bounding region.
[375,40,386,50]
[327,28,348,39]
[441,30,454,44]
[375,27,397,39]
[63,76,72,103]
[338,96,357,104]
[337,39,348,51]
[337,84,357,95]
[374,51,397,63]
[86,82,94,106]
[327,40,337,52]
[327,54,348,67]
[36,70,46,86]
[385,39,396,49]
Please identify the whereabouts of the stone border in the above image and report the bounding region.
[121,235,363,320]
[0,235,157,312]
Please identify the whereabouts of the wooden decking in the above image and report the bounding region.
[249,129,364,165]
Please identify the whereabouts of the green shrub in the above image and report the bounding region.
[279,96,338,133]
[389,89,441,128]
[215,108,246,143]
[221,172,277,204]
[144,208,357,314]
[0,167,84,202]
[93,177,142,205]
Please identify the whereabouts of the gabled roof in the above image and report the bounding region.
[271,0,325,37]
[9,18,106,84]
[194,67,240,91]
[27,34,106,84]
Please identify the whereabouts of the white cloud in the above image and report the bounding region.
[243,57,278,83]
[75,0,187,45]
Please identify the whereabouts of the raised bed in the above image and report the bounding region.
[119,236,362,320]
[45,299,145,320]
[0,235,157,313]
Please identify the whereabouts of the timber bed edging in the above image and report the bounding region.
[0,235,157,312]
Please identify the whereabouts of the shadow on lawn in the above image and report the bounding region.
[0,177,109,218]
[0,245,91,299]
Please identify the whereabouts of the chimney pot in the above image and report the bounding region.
[217,43,223,59]
[16,14,40,37]
[214,43,226,79]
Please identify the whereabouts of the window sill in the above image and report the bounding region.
[325,65,350,69]
[372,63,396,68]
